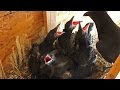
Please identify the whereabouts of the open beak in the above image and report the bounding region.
[72,21,83,26]
[82,23,90,32]
[55,31,65,38]
[44,54,52,64]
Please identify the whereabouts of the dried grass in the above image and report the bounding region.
[0,60,6,79]
[8,34,32,79]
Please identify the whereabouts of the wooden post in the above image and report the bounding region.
[43,11,48,35]
[46,11,57,32]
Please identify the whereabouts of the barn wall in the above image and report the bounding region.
[46,11,78,32]
[56,11,77,30]
[56,11,76,24]
[47,11,90,31]
[0,11,47,77]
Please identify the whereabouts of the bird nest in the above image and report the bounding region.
[6,36,112,79]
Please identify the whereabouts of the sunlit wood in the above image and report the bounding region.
[105,55,120,79]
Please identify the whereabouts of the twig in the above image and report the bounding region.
[0,60,6,79]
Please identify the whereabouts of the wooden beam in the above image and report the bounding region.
[43,11,48,35]
[46,11,57,32]
[105,54,120,79]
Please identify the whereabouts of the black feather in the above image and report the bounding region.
[84,11,120,63]
[39,24,60,55]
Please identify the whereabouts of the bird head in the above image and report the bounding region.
[53,23,61,35]
[83,11,107,17]
[83,23,91,32]
[54,23,65,38]
[83,11,92,16]
[45,23,61,41]
[64,16,76,33]
[54,23,61,31]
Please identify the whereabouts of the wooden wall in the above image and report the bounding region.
[0,11,47,77]
[46,11,78,32]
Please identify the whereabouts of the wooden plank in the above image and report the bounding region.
[46,11,57,32]
[43,11,48,35]
[115,72,120,79]
[105,54,120,79]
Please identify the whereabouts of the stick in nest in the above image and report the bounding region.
[0,60,7,79]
